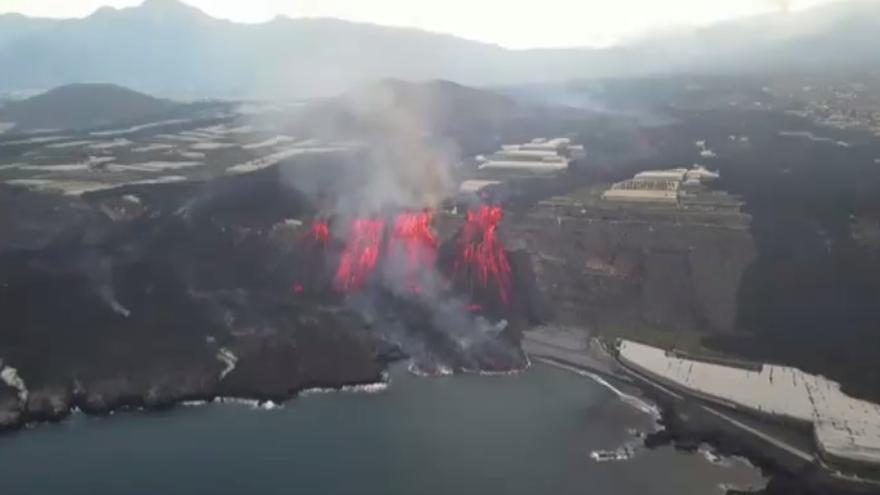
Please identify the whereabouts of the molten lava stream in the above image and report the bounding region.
[388,210,438,292]
[456,205,512,305]
[306,219,331,245]
[334,219,385,292]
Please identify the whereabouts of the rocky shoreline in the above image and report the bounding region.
[521,329,879,495]
[0,353,542,435]
[0,359,387,434]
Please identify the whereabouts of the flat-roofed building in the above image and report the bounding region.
[477,137,584,174]
[602,165,723,205]
[634,168,688,181]
[618,339,880,474]
[602,178,680,203]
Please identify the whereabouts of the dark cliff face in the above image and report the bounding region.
[0,384,20,428]
[512,203,756,337]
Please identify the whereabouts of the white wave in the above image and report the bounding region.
[180,400,210,408]
[699,444,759,472]
[214,397,285,411]
[463,356,531,377]
[407,361,454,377]
[698,444,727,465]
[300,381,389,397]
[590,446,636,463]
[217,397,261,408]
[0,366,29,402]
[260,401,282,410]
[535,358,660,420]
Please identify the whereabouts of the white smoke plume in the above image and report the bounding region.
[275,80,459,230]
[247,79,521,371]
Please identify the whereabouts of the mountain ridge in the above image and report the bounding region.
[0,0,877,97]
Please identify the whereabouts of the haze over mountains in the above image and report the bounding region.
[0,0,878,97]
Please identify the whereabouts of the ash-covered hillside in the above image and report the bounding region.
[2,74,880,431]
[0,80,541,431]
[0,83,215,133]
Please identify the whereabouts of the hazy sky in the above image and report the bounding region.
[0,0,842,48]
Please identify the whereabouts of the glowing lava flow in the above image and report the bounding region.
[388,210,438,292]
[306,220,330,245]
[334,219,385,292]
[456,205,512,305]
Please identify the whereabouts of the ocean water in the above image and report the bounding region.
[0,364,763,495]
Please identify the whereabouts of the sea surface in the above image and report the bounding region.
[0,364,764,495]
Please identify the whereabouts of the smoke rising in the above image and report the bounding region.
[267,80,522,371]
[277,81,458,224]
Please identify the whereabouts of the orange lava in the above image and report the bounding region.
[334,218,385,292]
[456,205,512,305]
[388,210,438,292]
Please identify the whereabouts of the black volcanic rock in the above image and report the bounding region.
[512,206,756,335]
[0,152,529,430]
[0,384,21,429]
[0,184,96,253]
[25,386,73,422]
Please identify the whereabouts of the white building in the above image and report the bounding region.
[478,138,584,174]
[618,340,880,471]
[602,165,719,204]
[601,178,680,204]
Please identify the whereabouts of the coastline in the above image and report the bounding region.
[0,369,389,435]
[3,326,876,495]
[0,354,534,436]
[521,328,880,495]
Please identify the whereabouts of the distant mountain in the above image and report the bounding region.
[0,0,878,97]
[0,13,59,49]
[622,0,880,75]
[0,83,178,131]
